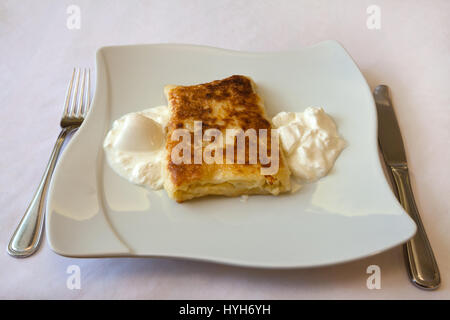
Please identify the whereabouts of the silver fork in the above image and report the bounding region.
[7,68,91,258]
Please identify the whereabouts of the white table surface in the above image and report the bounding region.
[0,0,448,299]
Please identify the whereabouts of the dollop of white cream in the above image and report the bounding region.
[113,114,163,152]
[272,107,345,182]
[103,106,169,190]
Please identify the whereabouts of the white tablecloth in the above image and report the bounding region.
[1,0,448,299]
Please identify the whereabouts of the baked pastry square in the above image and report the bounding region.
[163,75,291,202]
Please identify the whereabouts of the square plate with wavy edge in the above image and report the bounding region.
[46,41,416,268]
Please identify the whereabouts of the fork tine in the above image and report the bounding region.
[70,68,81,117]
[62,68,76,117]
[77,68,87,118]
[83,68,91,117]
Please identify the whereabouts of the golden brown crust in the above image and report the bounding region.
[166,75,270,131]
[164,75,291,202]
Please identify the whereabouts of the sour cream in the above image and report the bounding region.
[103,106,169,190]
[272,107,345,182]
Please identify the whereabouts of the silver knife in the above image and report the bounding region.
[374,85,440,290]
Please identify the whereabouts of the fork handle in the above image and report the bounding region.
[390,165,441,289]
[7,126,77,257]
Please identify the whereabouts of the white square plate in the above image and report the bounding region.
[46,41,416,268]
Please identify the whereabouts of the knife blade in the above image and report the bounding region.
[374,85,440,290]
[375,85,407,166]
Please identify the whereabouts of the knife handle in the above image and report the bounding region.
[390,165,440,289]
